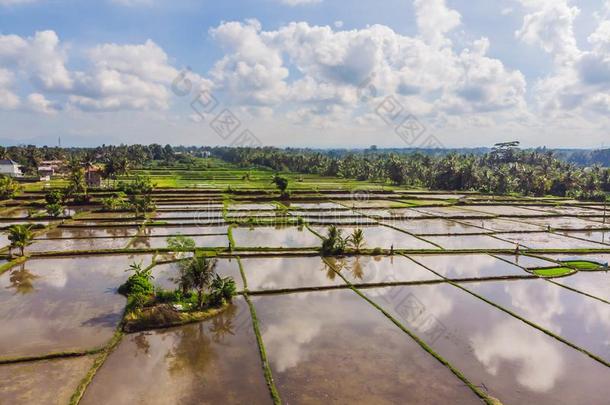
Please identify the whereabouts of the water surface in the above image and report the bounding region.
[81,298,270,405]
[251,290,479,404]
[0,356,94,405]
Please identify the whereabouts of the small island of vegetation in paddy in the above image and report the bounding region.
[118,237,237,333]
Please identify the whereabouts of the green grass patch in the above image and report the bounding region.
[532,266,575,277]
[561,260,605,271]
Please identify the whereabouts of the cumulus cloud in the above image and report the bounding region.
[515,0,581,64]
[517,0,610,116]
[0,30,73,91]
[0,30,210,113]
[413,0,461,47]
[68,39,183,111]
[26,93,61,114]
[205,17,527,127]
[0,68,19,109]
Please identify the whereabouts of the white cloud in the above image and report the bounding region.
[0,68,19,109]
[205,17,527,128]
[68,39,182,111]
[0,30,213,113]
[26,93,61,114]
[413,0,461,47]
[515,0,581,64]
[516,0,610,117]
[0,30,73,91]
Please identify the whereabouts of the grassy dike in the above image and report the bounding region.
[68,325,125,405]
[322,257,500,405]
[244,294,282,405]
[406,255,610,370]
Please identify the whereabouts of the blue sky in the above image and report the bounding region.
[0,0,609,148]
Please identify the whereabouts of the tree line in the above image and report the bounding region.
[212,146,610,200]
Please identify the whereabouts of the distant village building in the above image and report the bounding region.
[0,159,22,177]
[41,160,64,172]
[37,166,55,181]
[85,167,103,188]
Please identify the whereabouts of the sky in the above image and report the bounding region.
[0,0,609,148]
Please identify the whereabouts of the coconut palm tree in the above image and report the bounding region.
[348,228,365,252]
[181,256,217,309]
[8,224,34,257]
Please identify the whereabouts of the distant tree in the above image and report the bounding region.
[180,256,217,309]
[348,228,365,252]
[8,224,34,257]
[272,174,290,199]
[321,225,347,255]
[0,176,21,200]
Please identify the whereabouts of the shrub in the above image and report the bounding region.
[44,190,65,205]
[46,203,65,218]
[0,176,20,199]
[320,225,346,255]
[118,261,154,297]
[209,274,237,306]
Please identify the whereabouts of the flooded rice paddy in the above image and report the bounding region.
[2,197,610,404]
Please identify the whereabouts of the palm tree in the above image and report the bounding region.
[182,256,217,309]
[8,224,34,257]
[348,228,365,252]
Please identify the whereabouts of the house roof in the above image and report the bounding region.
[0,159,18,165]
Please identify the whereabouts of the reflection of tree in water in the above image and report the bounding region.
[165,323,217,377]
[7,265,39,295]
[133,332,151,356]
[322,259,340,280]
[109,226,133,238]
[209,303,238,344]
[131,237,151,249]
[349,257,364,280]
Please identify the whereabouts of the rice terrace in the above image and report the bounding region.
[0,148,609,405]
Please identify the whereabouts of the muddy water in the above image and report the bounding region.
[560,230,610,245]
[241,256,345,291]
[153,258,245,291]
[328,255,441,284]
[552,271,610,302]
[462,278,610,362]
[408,254,526,279]
[130,234,228,249]
[492,254,557,269]
[459,218,544,232]
[80,298,270,405]
[251,290,479,404]
[28,237,132,252]
[422,235,515,250]
[0,254,150,358]
[0,355,94,405]
[141,225,228,236]
[521,216,606,230]
[40,226,138,239]
[365,284,610,404]
[462,205,547,216]
[387,218,487,235]
[499,232,606,249]
[232,226,321,248]
[413,206,495,218]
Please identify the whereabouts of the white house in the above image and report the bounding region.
[0,159,22,177]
